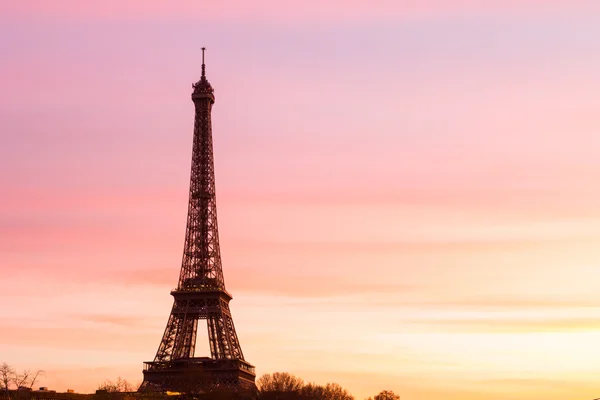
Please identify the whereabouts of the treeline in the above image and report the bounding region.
[97,372,397,400]
[255,372,399,400]
[1,361,399,400]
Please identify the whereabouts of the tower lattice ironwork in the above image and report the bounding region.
[139,49,255,393]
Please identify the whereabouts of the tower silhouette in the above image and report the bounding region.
[140,49,256,392]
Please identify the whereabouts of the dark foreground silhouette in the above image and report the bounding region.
[0,364,399,400]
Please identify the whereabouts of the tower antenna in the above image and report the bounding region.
[201,47,206,78]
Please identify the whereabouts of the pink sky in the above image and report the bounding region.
[3,1,598,21]
[3,2,600,399]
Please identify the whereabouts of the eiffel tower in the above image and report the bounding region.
[139,49,256,393]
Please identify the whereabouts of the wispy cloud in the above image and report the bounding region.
[74,314,150,327]
[406,317,600,333]
[0,324,156,351]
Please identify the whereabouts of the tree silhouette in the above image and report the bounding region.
[302,382,354,400]
[0,363,14,398]
[256,373,356,400]
[97,377,134,392]
[373,390,400,400]
[257,372,304,393]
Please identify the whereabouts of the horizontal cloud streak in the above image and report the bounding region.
[407,318,600,333]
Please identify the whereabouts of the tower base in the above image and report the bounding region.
[139,358,256,393]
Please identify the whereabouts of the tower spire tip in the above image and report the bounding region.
[201,47,206,78]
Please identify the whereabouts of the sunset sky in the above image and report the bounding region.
[3,1,600,399]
